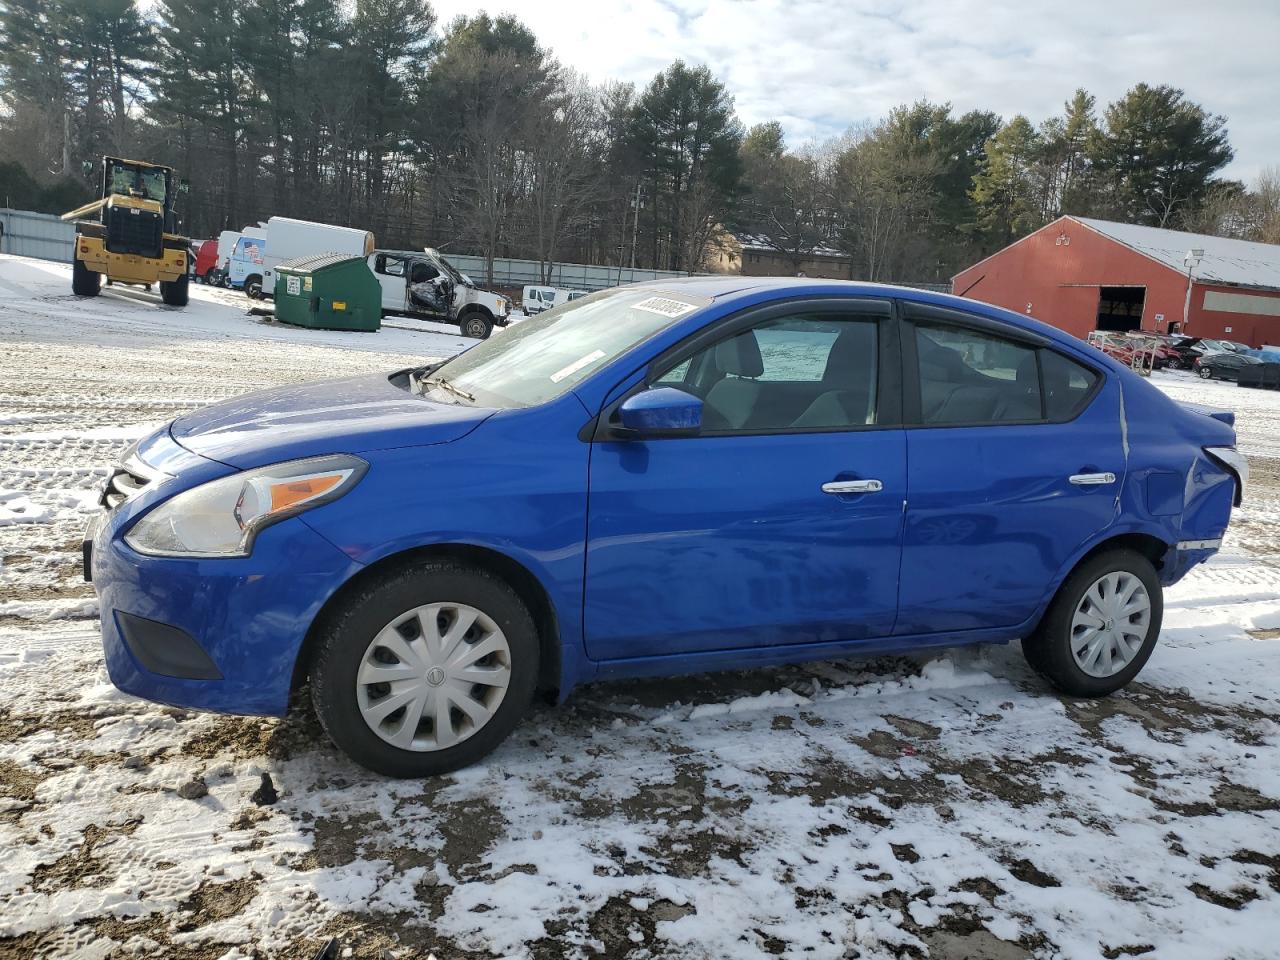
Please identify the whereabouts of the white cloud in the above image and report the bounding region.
[429,0,1279,181]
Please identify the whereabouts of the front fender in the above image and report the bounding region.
[298,398,594,697]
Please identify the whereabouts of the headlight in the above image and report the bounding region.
[124,454,367,558]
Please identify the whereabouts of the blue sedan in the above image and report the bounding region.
[86,279,1247,777]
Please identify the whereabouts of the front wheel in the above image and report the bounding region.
[310,561,539,778]
[72,257,101,297]
[1198,366,1213,379]
[1022,549,1163,697]
[245,275,263,299]
[460,311,493,339]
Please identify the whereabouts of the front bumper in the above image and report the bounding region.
[89,476,362,717]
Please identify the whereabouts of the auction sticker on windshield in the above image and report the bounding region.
[632,296,699,318]
[550,350,606,383]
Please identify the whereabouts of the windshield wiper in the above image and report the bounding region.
[422,376,476,404]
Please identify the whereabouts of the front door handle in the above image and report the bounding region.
[822,479,883,495]
[1069,472,1116,486]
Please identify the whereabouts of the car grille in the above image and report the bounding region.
[101,454,163,510]
[106,206,163,258]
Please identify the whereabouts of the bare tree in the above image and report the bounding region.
[527,75,607,282]
[833,124,939,281]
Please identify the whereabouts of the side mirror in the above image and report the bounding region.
[617,387,702,438]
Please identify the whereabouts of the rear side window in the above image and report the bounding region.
[1041,350,1099,420]
[916,324,1041,424]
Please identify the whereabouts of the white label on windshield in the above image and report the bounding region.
[550,350,606,383]
[633,296,698,318]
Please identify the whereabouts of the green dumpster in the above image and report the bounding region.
[274,253,381,331]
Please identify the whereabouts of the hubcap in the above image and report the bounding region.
[355,602,511,752]
[1070,571,1151,678]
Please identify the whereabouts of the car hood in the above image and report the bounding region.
[170,372,493,469]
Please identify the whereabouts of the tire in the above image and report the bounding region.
[245,275,263,299]
[1198,366,1213,379]
[1022,549,1163,697]
[460,310,493,339]
[160,272,189,307]
[71,256,101,297]
[310,561,539,778]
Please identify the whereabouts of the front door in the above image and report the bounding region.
[583,299,906,661]
[895,303,1124,636]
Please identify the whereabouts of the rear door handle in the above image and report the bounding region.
[1069,472,1116,486]
[822,479,883,495]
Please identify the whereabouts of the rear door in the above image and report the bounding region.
[371,254,407,311]
[583,298,906,661]
[895,302,1122,636]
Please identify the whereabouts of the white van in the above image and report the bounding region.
[522,285,588,315]
[245,217,374,299]
[213,228,261,287]
[228,233,266,293]
[371,248,511,338]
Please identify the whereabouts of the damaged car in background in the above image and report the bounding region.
[370,247,512,339]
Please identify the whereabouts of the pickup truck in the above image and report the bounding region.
[370,248,511,338]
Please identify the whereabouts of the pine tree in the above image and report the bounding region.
[1088,83,1233,227]
[970,115,1044,246]
[630,61,743,271]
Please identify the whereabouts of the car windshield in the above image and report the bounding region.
[425,287,710,408]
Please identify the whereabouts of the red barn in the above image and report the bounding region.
[952,216,1280,347]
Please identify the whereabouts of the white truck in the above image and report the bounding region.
[244,216,375,299]
[213,227,263,287]
[522,285,588,316]
[370,248,512,338]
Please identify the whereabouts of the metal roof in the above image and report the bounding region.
[1073,217,1280,291]
[275,252,363,272]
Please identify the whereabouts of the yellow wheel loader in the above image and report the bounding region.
[62,157,191,306]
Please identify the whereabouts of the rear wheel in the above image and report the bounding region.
[71,257,101,297]
[160,272,189,307]
[310,561,539,777]
[1022,549,1162,697]
[460,310,493,339]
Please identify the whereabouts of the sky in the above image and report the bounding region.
[429,0,1278,182]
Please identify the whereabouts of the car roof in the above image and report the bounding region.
[644,275,1082,347]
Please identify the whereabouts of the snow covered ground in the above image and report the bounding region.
[1,253,1279,959]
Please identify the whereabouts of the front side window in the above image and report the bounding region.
[426,288,709,409]
[653,312,880,433]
